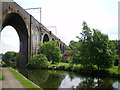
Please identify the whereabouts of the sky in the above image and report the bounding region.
[0,0,119,53]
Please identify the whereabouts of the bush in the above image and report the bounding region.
[2,51,19,68]
[72,64,81,72]
[48,64,57,69]
[39,41,62,63]
[26,54,49,69]
[14,53,20,67]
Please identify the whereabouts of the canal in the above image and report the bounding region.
[17,69,120,89]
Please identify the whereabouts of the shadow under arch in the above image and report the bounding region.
[52,38,55,41]
[1,12,29,67]
[43,34,49,43]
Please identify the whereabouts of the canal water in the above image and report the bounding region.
[17,69,120,89]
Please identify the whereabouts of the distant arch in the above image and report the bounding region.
[52,38,55,41]
[43,34,49,43]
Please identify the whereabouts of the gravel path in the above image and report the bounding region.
[0,67,25,89]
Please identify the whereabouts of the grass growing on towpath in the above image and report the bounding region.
[0,67,5,80]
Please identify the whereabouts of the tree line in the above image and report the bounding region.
[1,21,120,73]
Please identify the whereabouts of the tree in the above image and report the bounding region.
[39,40,62,63]
[2,51,19,67]
[92,29,116,70]
[76,21,116,70]
[2,51,15,65]
[68,40,81,64]
[14,53,20,67]
[38,41,43,54]
[68,40,77,50]
[76,21,93,67]
[27,54,49,69]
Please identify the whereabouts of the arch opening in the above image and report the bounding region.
[52,38,55,41]
[43,34,49,43]
[1,26,20,53]
[1,13,29,67]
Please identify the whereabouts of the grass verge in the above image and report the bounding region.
[8,67,41,89]
[47,63,120,78]
[2,74,5,80]
[0,67,5,80]
[107,66,120,78]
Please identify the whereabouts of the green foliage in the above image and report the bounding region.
[92,30,116,70]
[76,21,93,67]
[67,57,73,64]
[2,75,5,80]
[27,54,49,69]
[68,41,81,64]
[68,21,116,70]
[107,66,120,76]
[0,74,5,80]
[15,53,20,67]
[2,51,15,65]
[68,40,77,50]
[39,41,62,63]
[0,68,5,80]
[2,51,20,68]
[111,40,120,47]
[48,62,82,72]
[38,41,43,53]
[47,62,120,78]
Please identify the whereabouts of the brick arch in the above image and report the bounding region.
[1,12,28,67]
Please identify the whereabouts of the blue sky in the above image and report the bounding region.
[0,0,119,53]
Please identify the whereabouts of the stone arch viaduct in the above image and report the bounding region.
[0,1,67,67]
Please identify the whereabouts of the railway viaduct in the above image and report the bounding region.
[0,0,67,67]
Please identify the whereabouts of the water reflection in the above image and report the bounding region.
[17,68,120,89]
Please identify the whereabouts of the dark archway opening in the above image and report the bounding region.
[43,34,49,43]
[1,13,28,67]
[52,38,55,41]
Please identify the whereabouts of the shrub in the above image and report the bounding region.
[26,54,49,69]
[39,41,62,63]
[2,51,19,68]
[72,64,81,72]
[14,53,20,67]
[48,64,57,69]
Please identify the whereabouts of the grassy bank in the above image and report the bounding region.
[2,74,5,80]
[8,67,41,89]
[47,63,120,78]
[0,67,5,80]
[107,66,120,78]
